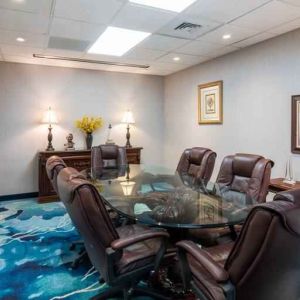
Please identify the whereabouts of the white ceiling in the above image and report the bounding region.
[0,0,300,76]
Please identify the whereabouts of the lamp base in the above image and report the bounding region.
[125,124,132,148]
[46,126,55,152]
[46,145,55,151]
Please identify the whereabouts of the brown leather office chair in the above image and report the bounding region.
[216,153,274,204]
[176,147,216,185]
[177,189,300,300]
[189,153,274,245]
[45,156,67,194]
[57,167,170,299]
[91,144,127,170]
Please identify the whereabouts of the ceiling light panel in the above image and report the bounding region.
[88,26,151,56]
[129,0,197,13]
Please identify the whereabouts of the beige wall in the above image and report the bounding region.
[2,28,300,195]
[164,28,300,181]
[0,62,164,195]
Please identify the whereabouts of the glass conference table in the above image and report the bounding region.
[84,164,255,231]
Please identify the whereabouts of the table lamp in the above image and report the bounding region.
[122,110,135,148]
[42,106,58,151]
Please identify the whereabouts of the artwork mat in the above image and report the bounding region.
[198,80,223,124]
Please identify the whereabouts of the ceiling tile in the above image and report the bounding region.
[230,1,300,31]
[157,52,209,65]
[48,36,90,52]
[50,18,106,41]
[149,62,192,73]
[112,2,176,32]
[43,48,84,58]
[0,44,43,58]
[199,24,259,45]
[267,17,300,34]
[158,14,221,40]
[176,40,223,56]
[184,0,271,23]
[139,34,189,51]
[54,0,124,24]
[233,32,276,47]
[0,9,50,34]
[0,30,48,48]
[124,47,165,60]
[208,45,240,58]
[0,0,52,14]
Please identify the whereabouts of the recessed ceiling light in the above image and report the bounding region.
[129,0,197,13]
[16,37,25,42]
[88,26,151,56]
[173,57,180,61]
[222,34,231,40]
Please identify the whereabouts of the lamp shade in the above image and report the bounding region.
[120,181,135,196]
[122,110,135,124]
[42,107,58,125]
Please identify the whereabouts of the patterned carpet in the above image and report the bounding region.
[0,199,152,300]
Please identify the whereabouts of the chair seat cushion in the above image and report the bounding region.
[189,227,232,247]
[204,242,234,266]
[116,224,162,274]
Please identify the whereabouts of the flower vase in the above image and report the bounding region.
[86,133,93,150]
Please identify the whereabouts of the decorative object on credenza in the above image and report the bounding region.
[64,133,75,151]
[105,123,115,145]
[198,80,223,124]
[42,106,58,151]
[122,110,135,148]
[291,95,300,154]
[283,156,295,184]
[75,116,103,150]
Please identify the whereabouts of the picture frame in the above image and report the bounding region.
[291,95,300,153]
[198,80,223,124]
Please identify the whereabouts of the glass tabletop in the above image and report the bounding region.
[83,164,256,229]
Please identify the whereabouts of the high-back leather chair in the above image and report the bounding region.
[176,147,216,185]
[216,153,274,204]
[45,156,67,194]
[57,167,169,299]
[177,189,300,300]
[91,144,127,170]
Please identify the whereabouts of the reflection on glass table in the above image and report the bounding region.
[83,164,256,229]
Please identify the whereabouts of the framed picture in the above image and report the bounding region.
[198,80,223,124]
[291,95,300,153]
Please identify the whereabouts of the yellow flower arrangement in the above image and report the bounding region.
[75,116,103,134]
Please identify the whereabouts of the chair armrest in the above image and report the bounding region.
[176,240,229,282]
[111,230,169,250]
[274,189,300,203]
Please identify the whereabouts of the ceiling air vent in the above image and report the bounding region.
[174,22,202,34]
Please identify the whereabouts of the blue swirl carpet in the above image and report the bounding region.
[0,199,151,300]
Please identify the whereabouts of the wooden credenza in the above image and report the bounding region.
[38,147,143,203]
[269,177,300,193]
[38,150,91,203]
[126,147,143,164]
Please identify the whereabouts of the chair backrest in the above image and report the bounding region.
[225,190,300,300]
[57,167,120,281]
[176,147,216,183]
[45,156,67,194]
[216,153,274,203]
[91,144,127,170]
